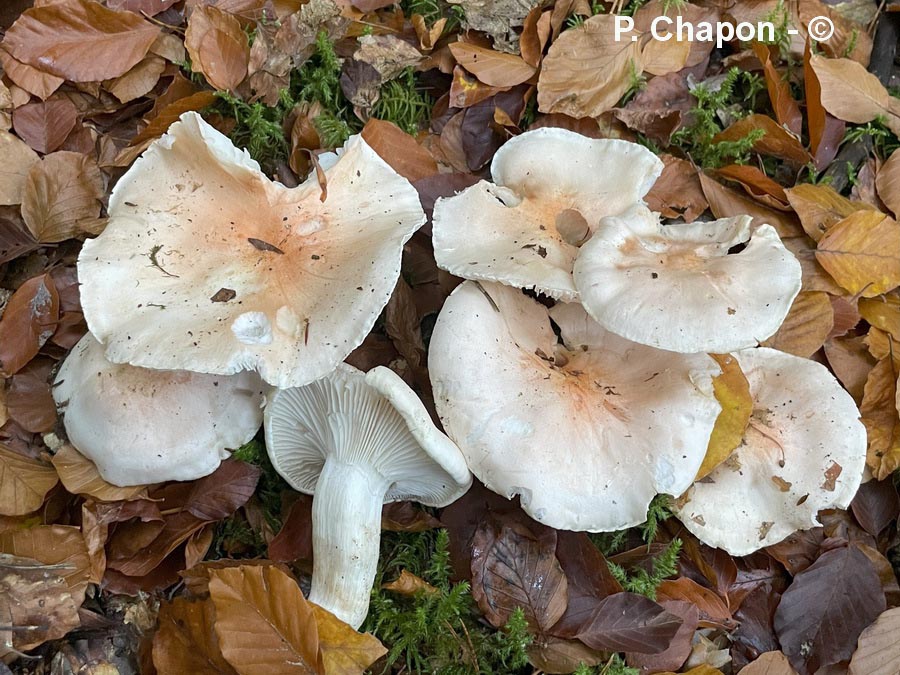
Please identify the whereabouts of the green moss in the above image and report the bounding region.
[607,538,682,601]
[372,68,433,136]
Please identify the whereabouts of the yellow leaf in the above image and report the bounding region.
[816,211,900,297]
[382,569,438,597]
[0,444,58,516]
[695,354,753,481]
[312,604,387,675]
[761,291,834,358]
[859,295,900,342]
[785,183,876,242]
[861,358,900,480]
[659,665,723,675]
[209,564,319,674]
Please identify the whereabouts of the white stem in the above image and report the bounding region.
[308,458,390,629]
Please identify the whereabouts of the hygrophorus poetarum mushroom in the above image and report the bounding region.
[428,280,722,532]
[264,364,472,628]
[674,346,866,555]
[573,204,802,354]
[432,127,663,301]
[53,333,265,486]
[78,112,425,388]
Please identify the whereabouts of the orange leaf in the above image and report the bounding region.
[752,42,801,135]
[713,114,810,166]
[360,118,439,183]
[312,604,387,674]
[816,211,900,297]
[153,596,238,675]
[0,273,60,377]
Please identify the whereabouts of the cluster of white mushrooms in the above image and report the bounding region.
[54,114,867,630]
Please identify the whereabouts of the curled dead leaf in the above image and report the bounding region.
[694,354,752,481]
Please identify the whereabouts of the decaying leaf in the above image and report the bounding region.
[21,151,105,243]
[740,650,799,674]
[104,55,166,104]
[51,444,148,502]
[785,183,875,242]
[11,98,78,154]
[645,154,708,222]
[849,606,900,675]
[312,604,387,674]
[382,569,437,597]
[449,41,536,88]
[0,444,58,516]
[695,354,753,481]
[816,211,900,297]
[761,291,835,358]
[3,0,160,82]
[0,130,40,206]
[208,564,320,674]
[0,553,82,654]
[774,545,885,674]
[861,358,900,480]
[568,592,683,654]
[185,5,250,92]
[876,149,900,218]
[538,15,642,119]
[360,119,438,183]
[0,273,60,377]
[449,0,538,53]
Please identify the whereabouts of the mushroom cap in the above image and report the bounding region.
[53,333,265,486]
[432,128,663,301]
[78,112,425,388]
[264,364,472,506]
[573,205,802,354]
[427,280,721,531]
[674,347,867,555]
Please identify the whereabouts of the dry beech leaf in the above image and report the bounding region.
[11,98,78,155]
[0,525,93,606]
[810,55,900,136]
[639,31,689,77]
[360,119,438,183]
[104,55,166,104]
[0,46,64,101]
[699,172,802,238]
[0,273,60,377]
[799,0,872,65]
[876,149,900,218]
[130,91,218,146]
[774,545,885,674]
[659,667,722,675]
[0,444,58,516]
[713,114,810,166]
[695,353,753,481]
[784,183,875,242]
[538,14,642,119]
[3,0,160,82]
[569,592,683,654]
[471,521,567,632]
[382,569,437,597]
[752,42,801,136]
[859,296,900,342]
[848,606,900,675]
[51,444,147,502]
[312,604,387,674]
[861,358,900,480]
[209,564,319,674]
[0,130,40,206]
[0,554,82,653]
[448,42,535,88]
[186,5,252,92]
[655,578,735,630]
[803,41,844,170]
[740,650,798,674]
[21,151,105,243]
[825,335,875,403]
[816,211,900,297]
[153,596,238,675]
[761,291,835,358]
[645,154,708,222]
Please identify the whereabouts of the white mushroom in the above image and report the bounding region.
[427,280,721,532]
[78,112,425,388]
[573,204,802,354]
[432,128,663,301]
[264,364,471,628]
[674,347,867,555]
[53,333,265,486]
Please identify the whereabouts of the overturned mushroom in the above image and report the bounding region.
[573,205,802,354]
[674,347,866,555]
[264,364,471,628]
[78,112,425,388]
[52,333,265,486]
[432,127,663,300]
[428,280,721,531]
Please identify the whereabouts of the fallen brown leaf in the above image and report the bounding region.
[130,90,219,147]
[563,592,683,654]
[713,114,810,166]
[848,606,900,675]
[799,0,872,66]
[784,183,875,242]
[6,359,57,433]
[753,42,801,135]
[656,577,735,631]
[51,444,148,502]
[876,148,900,218]
[861,357,900,480]
[810,55,900,136]
[761,291,834,358]
[700,172,802,238]
[816,211,900,297]
[3,0,160,82]
[185,5,250,92]
[153,596,238,675]
[625,600,698,673]
[0,130,40,206]
[209,564,320,674]
[0,444,58,516]
[645,154,708,222]
[382,569,437,597]
[312,603,387,674]
[21,151,105,243]
[538,14,642,119]
[0,46,64,100]
[858,295,900,342]
[0,525,92,605]
[739,649,797,674]
[448,41,536,88]
[104,55,166,104]
[11,98,78,155]
[804,41,844,170]
[360,119,438,183]
[0,273,60,377]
